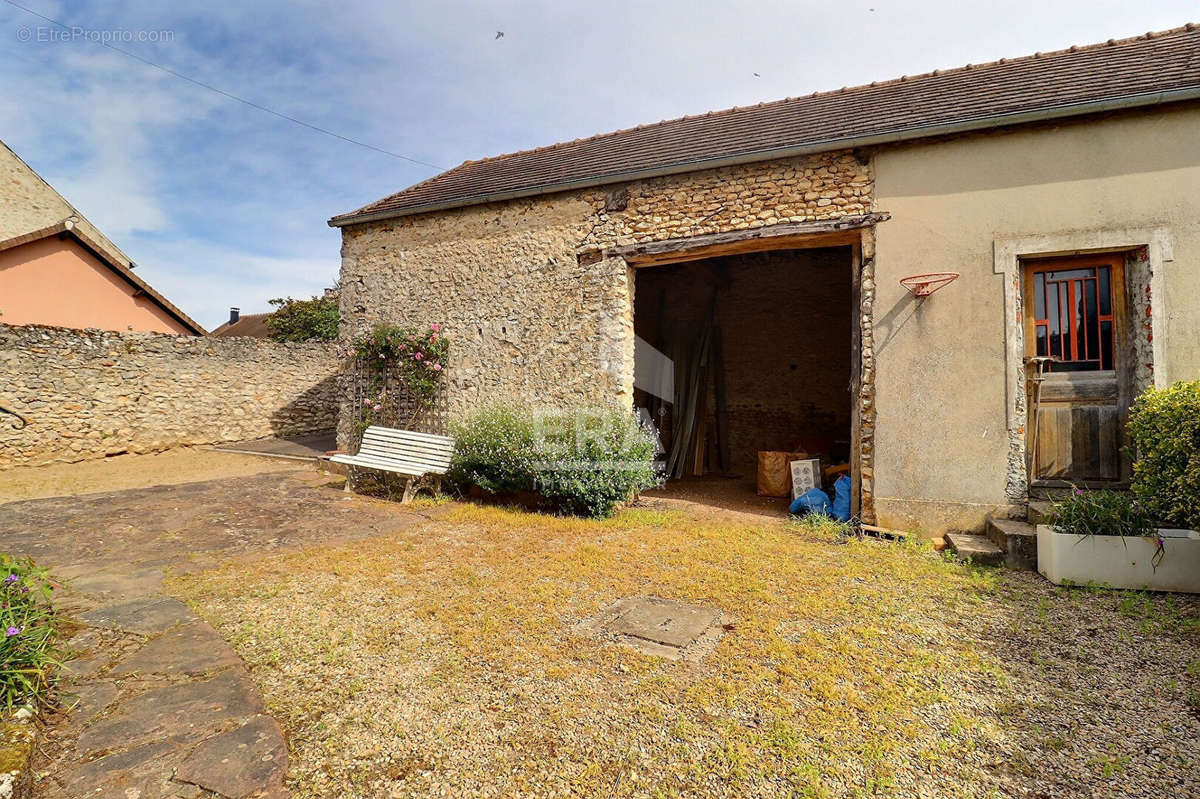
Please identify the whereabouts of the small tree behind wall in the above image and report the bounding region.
[265,293,340,342]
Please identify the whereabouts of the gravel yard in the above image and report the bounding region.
[0,447,307,504]
[172,501,1200,798]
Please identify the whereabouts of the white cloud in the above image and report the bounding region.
[132,236,338,329]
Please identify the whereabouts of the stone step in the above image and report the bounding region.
[985,515,1038,571]
[1026,500,1055,526]
[944,532,1005,566]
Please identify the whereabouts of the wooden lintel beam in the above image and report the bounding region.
[603,212,890,266]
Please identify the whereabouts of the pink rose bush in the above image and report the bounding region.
[350,323,450,431]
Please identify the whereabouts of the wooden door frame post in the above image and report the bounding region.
[849,240,863,519]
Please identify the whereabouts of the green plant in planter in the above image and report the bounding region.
[1127,380,1200,529]
[1049,489,1156,539]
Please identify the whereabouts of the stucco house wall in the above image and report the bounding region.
[0,237,193,335]
[871,104,1200,532]
[0,140,130,270]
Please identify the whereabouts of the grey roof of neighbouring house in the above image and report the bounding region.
[331,24,1200,227]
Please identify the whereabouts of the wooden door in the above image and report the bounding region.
[1023,254,1128,484]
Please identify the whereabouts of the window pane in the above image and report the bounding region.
[1084,278,1099,361]
[1074,280,1087,363]
[1036,325,1047,356]
[1060,283,1070,357]
[1034,274,1045,319]
[1048,281,1061,339]
[1099,266,1112,316]
[1049,320,1062,358]
[1047,268,1096,281]
[1101,320,1113,370]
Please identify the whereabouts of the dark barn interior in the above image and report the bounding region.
[633,246,854,510]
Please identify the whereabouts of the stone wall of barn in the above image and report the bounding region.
[0,324,341,469]
[335,149,873,447]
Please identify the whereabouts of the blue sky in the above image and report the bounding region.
[1,0,1195,330]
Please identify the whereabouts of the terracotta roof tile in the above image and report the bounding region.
[209,313,273,338]
[331,25,1200,225]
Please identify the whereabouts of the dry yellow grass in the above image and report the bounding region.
[172,502,1200,798]
[172,504,1012,798]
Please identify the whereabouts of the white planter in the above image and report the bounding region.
[1036,525,1200,593]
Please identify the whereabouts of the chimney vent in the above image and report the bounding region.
[229,307,240,325]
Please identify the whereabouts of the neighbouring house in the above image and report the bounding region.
[329,26,1200,535]
[210,308,274,338]
[0,140,203,335]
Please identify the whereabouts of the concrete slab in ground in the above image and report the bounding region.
[580,596,727,661]
[608,596,721,647]
[214,430,337,460]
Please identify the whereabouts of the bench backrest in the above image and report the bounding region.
[357,426,455,474]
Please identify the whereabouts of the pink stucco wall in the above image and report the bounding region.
[0,237,192,335]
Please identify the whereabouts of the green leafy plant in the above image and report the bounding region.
[448,405,660,518]
[1127,380,1200,529]
[1,554,62,710]
[1049,488,1155,539]
[264,292,340,342]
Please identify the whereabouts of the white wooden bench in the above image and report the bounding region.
[331,425,454,503]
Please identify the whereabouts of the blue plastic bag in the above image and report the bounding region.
[831,475,852,521]
[789,487,831,516]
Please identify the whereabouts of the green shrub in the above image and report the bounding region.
[1,554,61,710]
[449,405,660,518]
[1127,380,1200,528]
[264,293,340,342]
[1049,488,1155,538]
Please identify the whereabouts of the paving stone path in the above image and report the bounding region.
[0,470,425,799]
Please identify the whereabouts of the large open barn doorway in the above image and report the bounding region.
[633,246,855,514]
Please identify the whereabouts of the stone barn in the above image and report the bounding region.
[330,26,1200,535]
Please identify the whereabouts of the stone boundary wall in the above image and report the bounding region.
[0,324,342,469]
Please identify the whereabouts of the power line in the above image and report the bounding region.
[3,0,445,170]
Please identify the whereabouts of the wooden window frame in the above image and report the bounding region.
[1022,253,1126,373]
